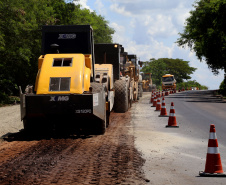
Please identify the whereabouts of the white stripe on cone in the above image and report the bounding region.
[209,133,217,139]
[207,147,219,154]
[170,113,175,116]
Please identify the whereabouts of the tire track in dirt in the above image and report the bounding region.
[0,111,147,185]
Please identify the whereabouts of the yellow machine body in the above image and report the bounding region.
[35,54,92,95]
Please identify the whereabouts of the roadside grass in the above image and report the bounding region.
[0,96,20,107]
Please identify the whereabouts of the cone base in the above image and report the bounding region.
[165,125,179,128]
[151,106,156,107]
[199,171,226,177]
[155,110,161,111]
[159,115,169,117]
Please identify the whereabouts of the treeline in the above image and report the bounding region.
[177,81,208,90]
[0,0,114,104]
[141,58,197,87]
[141,58,208,90]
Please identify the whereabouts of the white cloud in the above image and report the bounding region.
[109,0,190,15]
[146,14,178,38]
[89,0,223,89]
[112,26,174,61]
[74,0,92,11]
[95,0,106,15]
[111,22,126,44]
[110,3,132,17]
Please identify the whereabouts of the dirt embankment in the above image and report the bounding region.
[0,109,147,185]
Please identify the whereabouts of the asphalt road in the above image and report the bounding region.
[165,90,226,147]
[131,90,226,185]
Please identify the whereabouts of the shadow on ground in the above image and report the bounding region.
[166,90,226,103]
[1,129,93,142]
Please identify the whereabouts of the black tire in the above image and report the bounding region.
[23,118,31,131]
[91,119,106,135]
[23,118,38,132]
[114,80,129,113]
[137,85,140,99]
[106,111,110,127]
[91,82,104,93]
[23,117,52,133]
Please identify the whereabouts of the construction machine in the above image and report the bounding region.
[162,74,176,90]
[142,73,155,92]
[94,43,131,113]
[123,54,140,101]
[20,25,110,135]
[138,72,143,99]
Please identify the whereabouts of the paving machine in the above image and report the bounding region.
[20,25,109,135]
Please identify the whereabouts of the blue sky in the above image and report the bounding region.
[75,0,224,89]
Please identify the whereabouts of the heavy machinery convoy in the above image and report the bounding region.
[94,43,132,113]
[20,25,143,135]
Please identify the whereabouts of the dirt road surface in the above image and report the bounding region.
[0,105,147,185]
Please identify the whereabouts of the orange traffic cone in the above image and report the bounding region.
[199,124,226,176]
[166,102,179,128]
[158,91,161,98]
[152,93,157,107]
[155,97,161,111]
[165,90,169,96]
[159,97,168,117]
[150,92,154,104]
[162,91,164,97]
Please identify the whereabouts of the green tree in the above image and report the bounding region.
[176,0,226,74]
[219,79,226,95]
[0,0,115,103]
[141,58,196,86]
[0,0,55,103]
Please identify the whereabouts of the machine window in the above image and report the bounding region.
[49,77,71,91]
[162,77,174,82]
[53,58,62,66]
[60,78,71,91]
[53,58,73,67]
[63,58,73,66]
